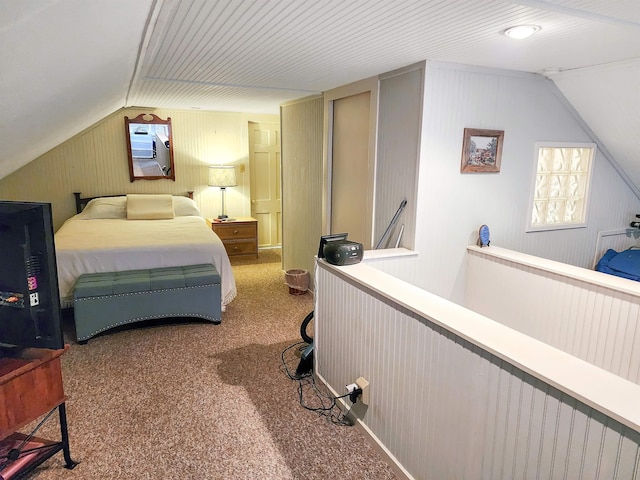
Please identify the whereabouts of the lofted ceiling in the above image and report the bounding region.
[1,0,639,193]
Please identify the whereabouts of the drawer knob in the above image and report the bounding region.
[234,246,239,251]
[233,229,239,234]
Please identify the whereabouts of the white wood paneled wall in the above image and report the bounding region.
[409,62,640,305]
[315,261,640,480]
[304,61,640,310]
[280,95,324,281]
[0,107,277,231]
[465,246,640,385]
[374,63,423,250]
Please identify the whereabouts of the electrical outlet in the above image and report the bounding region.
[355,376,369,405]
[29,292,39,306]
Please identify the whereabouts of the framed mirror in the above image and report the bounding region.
[125,113,175,182]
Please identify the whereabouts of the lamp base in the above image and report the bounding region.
[217,214,228,220]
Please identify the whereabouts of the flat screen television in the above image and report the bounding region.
[0,201,64,351]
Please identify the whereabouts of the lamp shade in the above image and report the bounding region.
[208,165,237,187]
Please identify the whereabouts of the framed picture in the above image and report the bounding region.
[460,128,504,173]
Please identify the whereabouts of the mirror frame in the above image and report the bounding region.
[125,113,176,182]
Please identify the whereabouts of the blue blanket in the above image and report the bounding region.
[595,248,640,281]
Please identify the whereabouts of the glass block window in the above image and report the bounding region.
[528,143,596,231]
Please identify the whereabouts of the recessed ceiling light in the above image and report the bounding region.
[504,25,541,39]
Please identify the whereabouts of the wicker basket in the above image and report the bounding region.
[285,269,309,295]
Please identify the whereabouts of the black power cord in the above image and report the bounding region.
[281,341,354,426]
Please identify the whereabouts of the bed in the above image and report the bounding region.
[54,193,237,309]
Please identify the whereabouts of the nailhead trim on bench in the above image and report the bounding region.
[73,264,222,342]
[73,284,219,302]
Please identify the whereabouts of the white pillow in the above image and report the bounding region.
[127,194,175,220]
[79,197,127,219]
[173,196,201,217]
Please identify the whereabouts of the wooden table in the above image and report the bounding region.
[208,217,258,258]
[0,346,77,477]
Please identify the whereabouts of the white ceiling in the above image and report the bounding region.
[1,0,639,192]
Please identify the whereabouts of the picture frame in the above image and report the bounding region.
[460,128,504,173]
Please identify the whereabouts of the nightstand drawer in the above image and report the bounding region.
[208,217,258,258]
[214,224,256,240]
[222,240,257,257]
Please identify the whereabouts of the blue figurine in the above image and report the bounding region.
[478,224,490,247]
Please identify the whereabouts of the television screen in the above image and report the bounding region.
[0,201,64,350]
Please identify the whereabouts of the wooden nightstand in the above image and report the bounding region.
[208,217,258,258]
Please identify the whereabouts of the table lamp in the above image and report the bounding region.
[208,165,237,220]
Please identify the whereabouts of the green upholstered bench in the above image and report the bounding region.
[73,264,221,343]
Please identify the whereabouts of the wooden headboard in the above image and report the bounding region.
[73,192,194,214]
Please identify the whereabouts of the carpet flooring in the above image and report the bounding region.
[26,249,399,479]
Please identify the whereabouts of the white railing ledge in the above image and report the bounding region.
[467,245,640,298]
[363,247,418,261]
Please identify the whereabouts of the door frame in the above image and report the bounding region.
[322,76,380,246]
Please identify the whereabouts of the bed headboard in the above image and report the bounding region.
[73,191,194,214]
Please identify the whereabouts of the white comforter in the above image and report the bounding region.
[54,215,237,308]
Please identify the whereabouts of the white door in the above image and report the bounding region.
[249,122,281,247]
